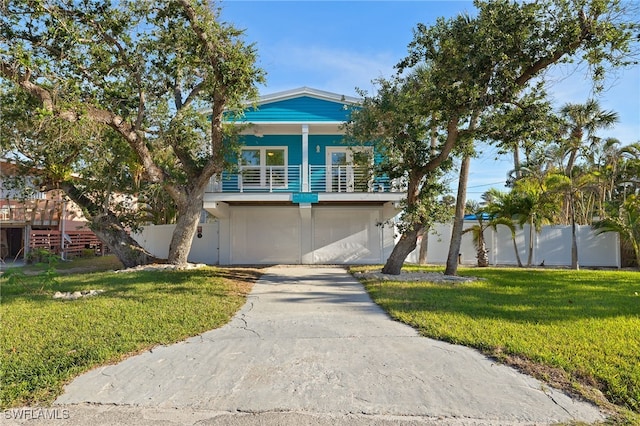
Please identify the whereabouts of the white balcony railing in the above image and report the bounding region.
[207,165,402,193]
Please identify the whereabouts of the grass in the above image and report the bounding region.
[0,257,261,408]
[353,265,640,422]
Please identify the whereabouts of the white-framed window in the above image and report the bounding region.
[325,147,373,192]
[240,147,287,189]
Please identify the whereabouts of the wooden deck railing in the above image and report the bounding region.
[29,230,106,258]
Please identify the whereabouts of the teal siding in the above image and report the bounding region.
[237,135,302,165]
[241,97,353,122]
[308,135,345,165]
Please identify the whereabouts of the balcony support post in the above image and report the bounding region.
[301,124,309,192]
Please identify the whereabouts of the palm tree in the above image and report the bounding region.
[545,171,599,270]
[558,100,619,226]
[482,189,523,267]
[586,137,622,216]
[510,177,560,266]
[594,195,640,270]
[462,201,490,267]
[559,99,619,178]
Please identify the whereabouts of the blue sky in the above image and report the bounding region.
[220,0,640,199]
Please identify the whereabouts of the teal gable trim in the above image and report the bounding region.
[241,96,353,122]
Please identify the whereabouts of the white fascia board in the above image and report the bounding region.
[200,87,362,116]
[317,193,406,203]
[256,87,361,106]
[204,192,406,204]
[238,122,346,136]
[204,193,293,203]
[234,121,345,125]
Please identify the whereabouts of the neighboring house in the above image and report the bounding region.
[0,159,103,262]
[203,87,405,264]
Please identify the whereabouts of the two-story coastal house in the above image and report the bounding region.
[203,87,405,265]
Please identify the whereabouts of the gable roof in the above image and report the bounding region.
[254,87,361,106]
[222,87,361,124]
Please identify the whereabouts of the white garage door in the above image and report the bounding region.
[230,207,300,264]
[312,208,381,264]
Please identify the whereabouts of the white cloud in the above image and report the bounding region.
[257,42,397,95]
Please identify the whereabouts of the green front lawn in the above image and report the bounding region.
[354,266,640,422]
[0,264,260,408]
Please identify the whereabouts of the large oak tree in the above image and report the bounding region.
[362,0,637,275]
[1,0,265,266]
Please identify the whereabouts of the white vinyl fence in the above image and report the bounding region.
[407,222,620,268]
[132,221,620,268]
[132,223,219,265]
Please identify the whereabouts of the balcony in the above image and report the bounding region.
[0,199,61,226]
[207,165,402,194]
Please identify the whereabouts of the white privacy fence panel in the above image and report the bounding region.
[537,226,572,266]
[409,222,620,268]
[132,223,219,265]
[575,226,620,267]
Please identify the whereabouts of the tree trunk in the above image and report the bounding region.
[570,192,579,270]
[382,222,424,275]
[445,154,471,275]
[92,214,160,268]
[60,182,157,268]
[418,227,429,265]
[527,218,535,267]
[477,230,489,267]
[512,235,523,267]
[167,184,206,265]
[513,145,521,179]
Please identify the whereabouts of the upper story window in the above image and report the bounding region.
[240,147,287,188]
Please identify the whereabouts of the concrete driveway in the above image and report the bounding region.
[10,266,605,425]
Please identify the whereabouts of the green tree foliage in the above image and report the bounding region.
[344,70,456,274]
[595,195,640,269]
[0,85,160,267]
[594,142,640,268]
[481,93,563,181]
[0,0,265,266]
[559,99,620,177]
[482,188,525,267]
[462,201,490,267]
[391,0,638,275]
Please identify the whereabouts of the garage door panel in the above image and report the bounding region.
[313,208,380,263]
[231,208,300,264]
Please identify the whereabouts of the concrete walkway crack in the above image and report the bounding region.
[542,385,575,418]
[237,300,261,338]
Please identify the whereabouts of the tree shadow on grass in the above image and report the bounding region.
[0,267,265,305]
[365,268,639,323]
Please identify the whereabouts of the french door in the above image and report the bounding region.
[325,147,372,192]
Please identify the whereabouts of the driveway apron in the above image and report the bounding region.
[54,266,604,424]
